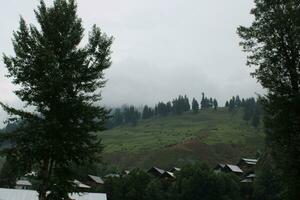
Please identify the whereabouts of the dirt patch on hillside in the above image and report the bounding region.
[103,138,258,170]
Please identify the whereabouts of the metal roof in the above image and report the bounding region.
[170,167,181,172]
[104,173,120,178]
[73,180,91,189]
[246,174,256,178]
[88,175,104,184]
[149,167,165,174]
[16,180,32,186]
[241,179,253,183]
[241,158,258,163]
[0,188,107,200]
[162,171,175,179]
[226,164,243,173]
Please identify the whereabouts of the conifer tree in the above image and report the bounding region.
[0,0,113,199]
[213,99,218,110]
[191,98,199,113]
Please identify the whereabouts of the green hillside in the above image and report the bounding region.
[98,108,264,169]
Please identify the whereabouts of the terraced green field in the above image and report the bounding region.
[98,108,264,169]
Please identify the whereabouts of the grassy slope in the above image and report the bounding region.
[98,108,264,169]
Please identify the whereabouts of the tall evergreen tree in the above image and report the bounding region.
[191,98,199,113]
[112,108,124,127]
[235,95,241,107]
[200,93,210,109]
[166,102,172,114]
[0,0,113,199]
[209,97,213,108]
[213,99,218,110]
[238,0,300,198]
[225,101,229,107]
[142,105,153,120]
[124,106,140,125]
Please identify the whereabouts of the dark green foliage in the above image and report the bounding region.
[103,163,241,200]
[235,96,241,107]
[201,93,210,109]
[142,105,154,120]
[0,156,20,188]
[225,101,229,107]
[124,106,140,126]
[112,108,124,127]
[228,96,236,111]
[104,169,151,200]
[106,108,124,129]
[213,99,218,110]
[242,98,256,121]
[253,154,283,200]
[225,96,262,128]
[251,103,262,128]
[0,0,112,199]
[156,102,170,116]
[166,102,172,114]
[238,0,300,199]
[172,95,190,115]
[107,94,219,128]
[191,98,199,113]
[173,163,241,200]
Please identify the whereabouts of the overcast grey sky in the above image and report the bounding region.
[0,0,264,127]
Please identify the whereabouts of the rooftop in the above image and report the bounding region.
[0,188,107,200]
[88,175,104,184]
[226,164,243,173]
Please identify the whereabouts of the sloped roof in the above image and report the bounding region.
[214,164,225,170]
[73,180,91,189]
[170,167,181,172]
[241,158,258,164]
[241,179,253,183]
[0,188,107,200]
[123,170,130,175]
[88,175,104,184]
[246,174,256,178]
[148,167,165,175]
[161,171,176,179]
[104,174,120,178]
[16,180,32,186]
[226,164,243,173]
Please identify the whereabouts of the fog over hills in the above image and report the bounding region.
[0,0,264,127]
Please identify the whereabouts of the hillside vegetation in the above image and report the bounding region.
[98,108,264,169]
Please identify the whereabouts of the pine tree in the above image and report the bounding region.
[142,105,153,120]
[235,95,241,107]
[166,102,172,114]
[225,101,229,107]
[191,98,199,113]
[213,99,218,110]
[113,108,123,126]
[0,1,113,199]
[124,106,140,125]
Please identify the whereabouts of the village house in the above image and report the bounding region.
[72,179,91,192]
[214,164,243,176]
[237,158,258,173]
[0,188,107,200]
[15,178,32,190]
[169,167,181,173]
[161,171,176,180]
[147,167,165,177]
[104,173,120,178]
[85,174,105,188]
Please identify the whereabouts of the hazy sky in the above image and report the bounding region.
[0,0,264,127]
